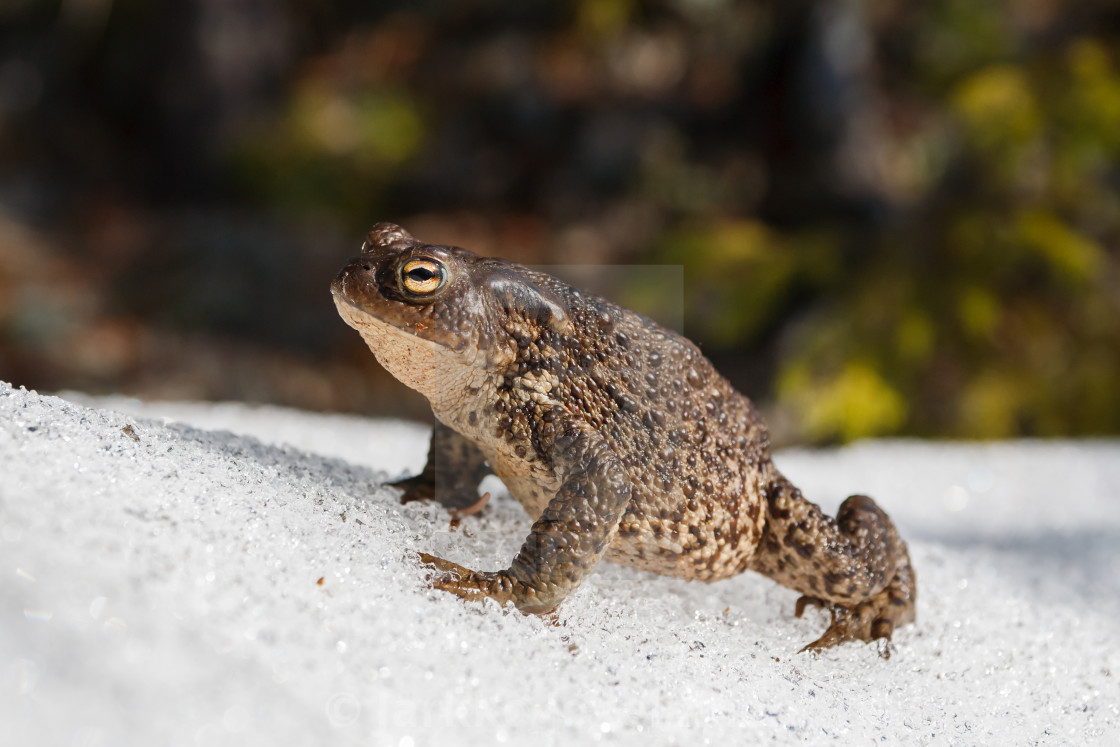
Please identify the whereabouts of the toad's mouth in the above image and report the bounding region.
[331,283,381,328]
[330,285,472,356]
[332,287,428,336]
[330,287,372,327]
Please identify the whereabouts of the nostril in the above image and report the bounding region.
[362,263,372,271]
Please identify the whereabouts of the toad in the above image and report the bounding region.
[332,223,916,653]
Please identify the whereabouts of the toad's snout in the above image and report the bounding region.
[331,257,378,301]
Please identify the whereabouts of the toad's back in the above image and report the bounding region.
[484,270,772,581]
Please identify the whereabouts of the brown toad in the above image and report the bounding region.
[332,223,916,653]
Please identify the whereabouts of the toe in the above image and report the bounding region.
[450,491,491,519]
[795,595,827,618]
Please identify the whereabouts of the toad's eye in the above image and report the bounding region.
[400,258,445,295]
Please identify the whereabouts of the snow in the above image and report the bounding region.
[2,380,1118,746]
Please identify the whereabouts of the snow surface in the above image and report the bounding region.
[2,381,1118,746]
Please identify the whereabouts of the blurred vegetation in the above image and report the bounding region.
[0,0,1118,442]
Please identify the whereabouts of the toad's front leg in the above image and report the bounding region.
[418,426,631,614]
[392,420,493,514]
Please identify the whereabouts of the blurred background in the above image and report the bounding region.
[0,0,1118,444]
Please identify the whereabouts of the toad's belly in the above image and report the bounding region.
[487,445,766,582]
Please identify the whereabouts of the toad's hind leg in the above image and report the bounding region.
[748,474,916,655]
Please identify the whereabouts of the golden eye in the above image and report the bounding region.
[400,258,445,295]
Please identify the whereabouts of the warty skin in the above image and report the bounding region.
[332,223,916,653]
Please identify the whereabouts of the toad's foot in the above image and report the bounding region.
[795,560,916,658]
[416,425,632,616]
[390,474,436,504]
[416,552,559,614]
[390,475,489,516]
[390,421,494,511]
[393,476,489,531]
